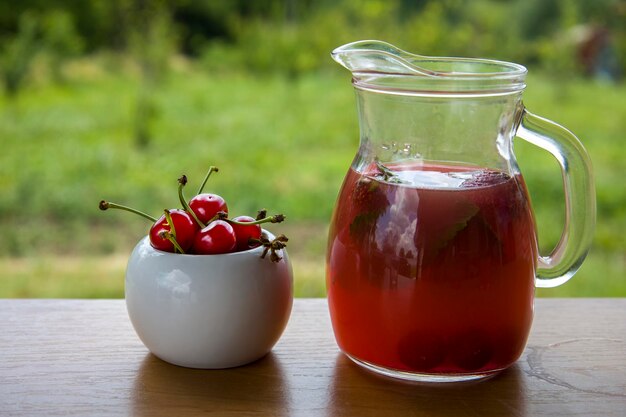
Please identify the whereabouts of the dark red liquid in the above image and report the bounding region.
[327,162,538,375]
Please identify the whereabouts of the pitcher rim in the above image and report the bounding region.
[332,40,528,96]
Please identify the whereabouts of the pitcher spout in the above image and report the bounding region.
[331,40,439,77]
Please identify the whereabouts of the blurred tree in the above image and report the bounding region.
[40,10,84,83]
[515,0,562,41]
[0,9,84,96]
[171,1,234,55]
[127,0,177,148]
[0,12,39,97]
[0,1,106,51]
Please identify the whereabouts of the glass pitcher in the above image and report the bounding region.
[326,40,595,382]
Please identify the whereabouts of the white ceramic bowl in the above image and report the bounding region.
[125,231,293,369]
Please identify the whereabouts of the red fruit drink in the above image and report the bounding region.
[327,162,538,375]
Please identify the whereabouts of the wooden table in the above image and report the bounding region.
[1,299,625,416]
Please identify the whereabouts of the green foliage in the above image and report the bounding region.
[0,64,624,297]
[196,0,625,78]
[2,0,625,82]
[0,0,624,298]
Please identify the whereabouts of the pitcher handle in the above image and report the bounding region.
[515,107,596,288]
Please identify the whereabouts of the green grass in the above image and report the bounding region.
[0,60,624,297]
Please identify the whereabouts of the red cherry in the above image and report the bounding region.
[192,220,237,254]
[231,215,263,251]
[149,209,198,253]
[189,193,228,225]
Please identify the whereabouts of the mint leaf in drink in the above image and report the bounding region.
[419,200,481,263]
[349,176,389,240]
[433,201,480,252]
[374,158,408,184]
[461,170,509,188]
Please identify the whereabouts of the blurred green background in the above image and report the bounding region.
[0,0,624,298]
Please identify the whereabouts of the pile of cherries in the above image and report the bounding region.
[99,166,288,262]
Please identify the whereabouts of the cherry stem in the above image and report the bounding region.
[164,209,177,239]
[160,231,185,254]
[178,175,206,228]
[208,211,228,223]
[99,200,157,222]
[163,209,185,254]
[251,233,289,263]
[225,214,286,226]
[196,166,219,195]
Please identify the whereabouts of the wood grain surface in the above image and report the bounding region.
[1,298,625,416]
